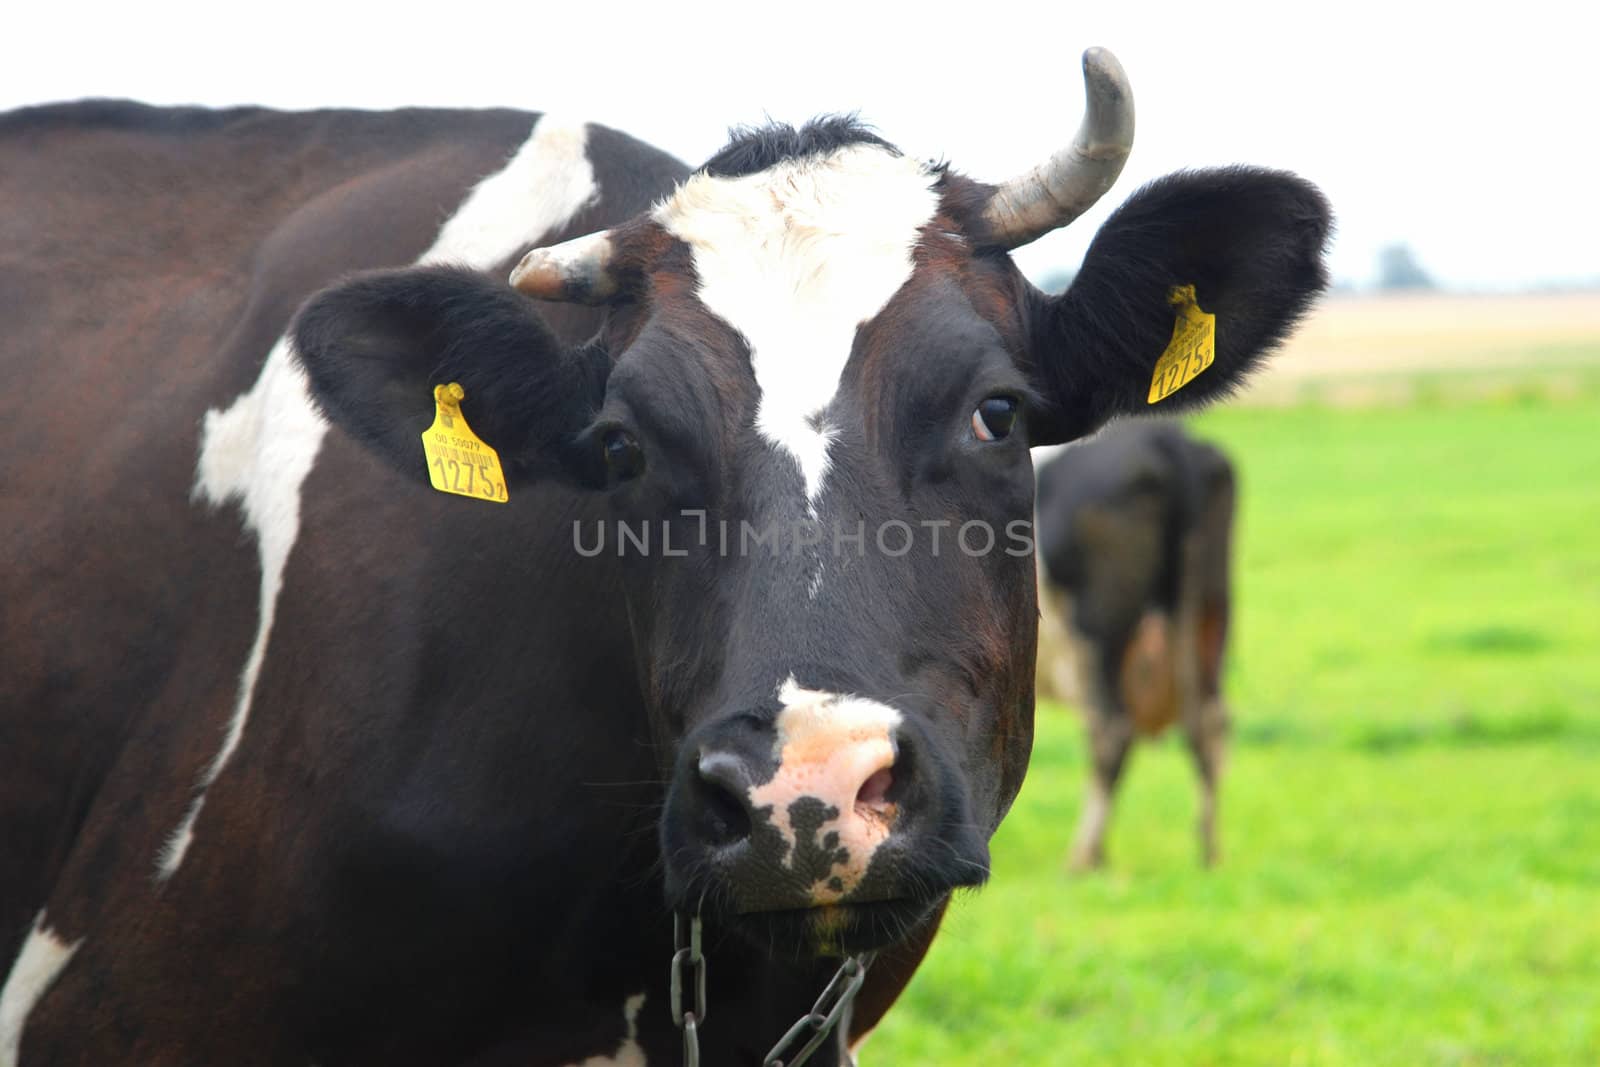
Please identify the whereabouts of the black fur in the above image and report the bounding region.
[1037,419,1228,644]
[128,102,1331,1063]
[0,98,269,135]
[1028,166,1333,442]
[700,114,897,177]
[292,266,611,487]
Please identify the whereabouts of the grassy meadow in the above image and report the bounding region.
[869,337,1600,1064]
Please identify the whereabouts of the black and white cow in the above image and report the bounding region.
[1034,420,1237,869]
[0,51,1329,1065]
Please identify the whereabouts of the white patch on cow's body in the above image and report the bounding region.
[654,145,940,506]
[563,992,648,1067]
[0,912,82,1067]
[747,677,902,903]
[160,116,599,880]
[161,337,328,879]
[421,115,598,267]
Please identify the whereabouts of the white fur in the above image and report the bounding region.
[1029,442,1068,469]
[770,676,904,753]
[164,337,327,878]
[654,144,939,505]
[421,116,597,267]
[563,993,648,1067]
[161,116,599,879]
[0,912,82,1067]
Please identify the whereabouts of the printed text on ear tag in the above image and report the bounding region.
[421,382,509,503]
[1147,284,1217,404]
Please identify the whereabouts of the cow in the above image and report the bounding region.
[0,49,1329,1066]
[1034,421,1237,870]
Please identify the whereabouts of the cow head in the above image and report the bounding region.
[294,50,1330,957]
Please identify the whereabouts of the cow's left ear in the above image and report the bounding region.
[292,265,611,487]
[1024,167,1332,444]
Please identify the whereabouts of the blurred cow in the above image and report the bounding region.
[1034,421,1236,868]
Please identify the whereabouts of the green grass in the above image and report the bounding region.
[1210,395,1600,744]
[870,392,1600,1065]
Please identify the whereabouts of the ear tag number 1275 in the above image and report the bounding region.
[1148,284,1217,404]
[421,382,509,503]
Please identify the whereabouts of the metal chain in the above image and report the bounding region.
[670,914,707,1067]
[671,911,874,1067]
[762,951,875,1067]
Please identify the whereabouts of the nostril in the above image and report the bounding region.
[699,779,751,846]
[856,766,894,813]
[695,752,754,846]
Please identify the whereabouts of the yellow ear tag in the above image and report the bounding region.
[421,383,509,503]
[1147,284,1217,404]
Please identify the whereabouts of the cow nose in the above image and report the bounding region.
[695,742,898,846]
[691,728,901,902]
[768,737,895,824]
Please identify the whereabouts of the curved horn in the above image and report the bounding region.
[982,47,1135,250]
[509,230,619,304]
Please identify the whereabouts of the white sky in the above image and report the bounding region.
[7,1,1596,291]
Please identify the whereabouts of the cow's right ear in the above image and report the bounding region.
[291,265,611,487]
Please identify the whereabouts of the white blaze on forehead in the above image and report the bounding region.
[163,116,600,880]
[0,911,82,1067]
[654,144,941,503]
[748,677,902,903]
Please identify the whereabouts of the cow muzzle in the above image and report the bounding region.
[660,680,989,954]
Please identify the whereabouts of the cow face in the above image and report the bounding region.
[579,152,1042,951]
[294,52,1330,957]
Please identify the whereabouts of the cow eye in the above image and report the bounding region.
[971,396,1018,442]
[602,428,644,482]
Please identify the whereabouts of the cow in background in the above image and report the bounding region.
[1034,421,1237,869]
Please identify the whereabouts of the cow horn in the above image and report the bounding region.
[982,47,1135,250]
[509,230,619,304]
